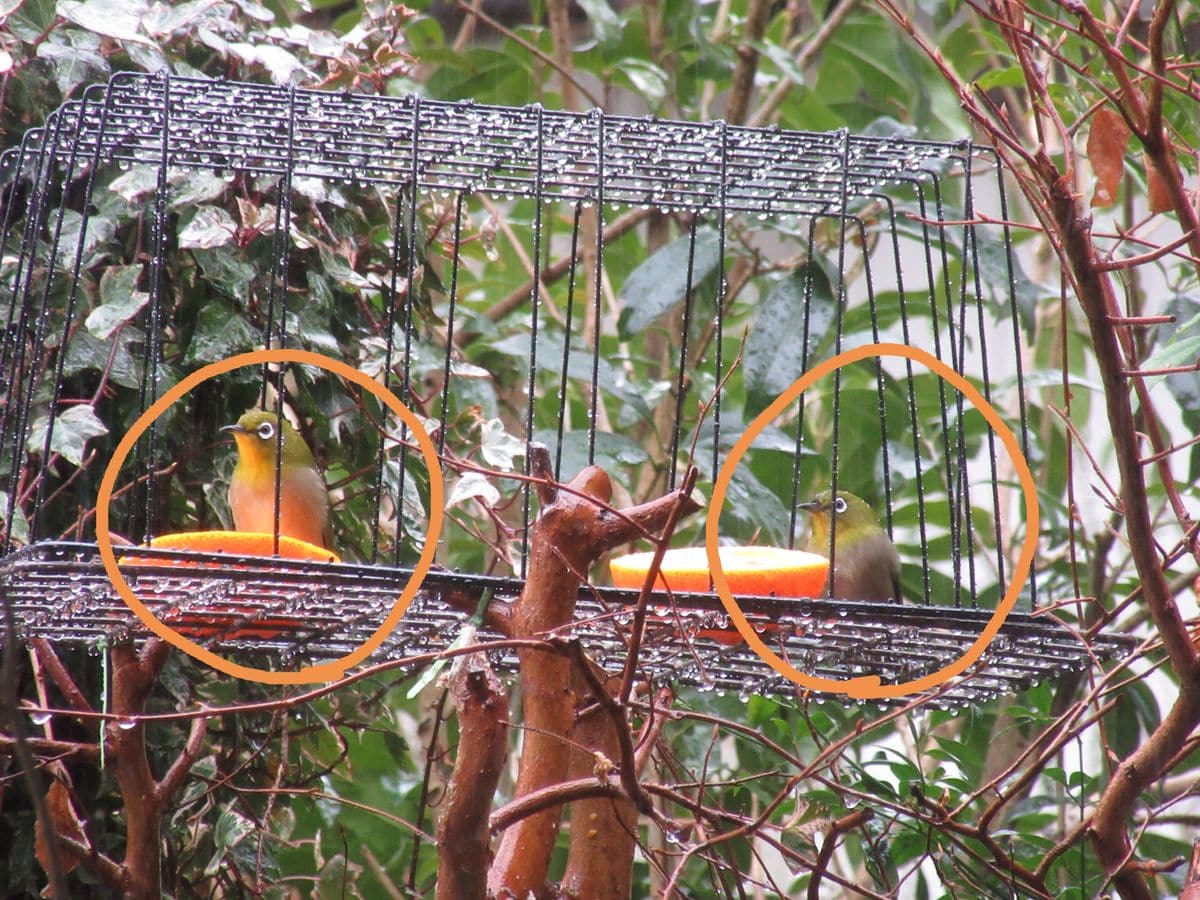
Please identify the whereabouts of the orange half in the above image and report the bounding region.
[131,531,340,565]
[610,545,827,597]
[120,531,340,640]
[610,546,828,646]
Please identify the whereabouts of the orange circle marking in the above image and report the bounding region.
[96,348,444,685]
[705,342,1039,700]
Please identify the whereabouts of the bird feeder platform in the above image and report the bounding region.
[0,542,1135,710]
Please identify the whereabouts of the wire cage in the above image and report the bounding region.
[0,72,1132,707]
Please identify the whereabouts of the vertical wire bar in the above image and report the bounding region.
[787,218,822,549]
[138,73,172,543]
[0,133,46,398]
[373,107,418,563]
[394,96,423,568]
[667,216,702,492]
[826,128,856,593]
[372,193,406,561]
[962,149,1006,602]
[266,85,299,558]
[553,203,583,481]
[437,193,466,459]
[856,218,896,557]
[586,110,606,468]
[930,176,966,606]
[878,192,931,604]
[519,105,546,581]
[710,122,729,484]
[1,134,56,552]
[951,163,978,608]
[994,154,1037,608]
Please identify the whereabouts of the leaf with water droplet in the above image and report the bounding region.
[617,227,721,340]
[26,404,108,467]
[85,265,148,339]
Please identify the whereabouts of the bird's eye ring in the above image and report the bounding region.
[257,422,275,440]
[834,496,847,514]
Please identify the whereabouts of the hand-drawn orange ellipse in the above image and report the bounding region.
[705,342,1039,700]
[95,348,444,685]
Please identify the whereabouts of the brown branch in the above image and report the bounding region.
[486,447,701,896]
[29,639,95,721]
[724,0,774,126]
[560,663,638,899]
[436,652,509,900]
[157,715,208,803]
[106,639,172,899]
[1182,838,1200,900]
[807,809,873,900]
[491,777,627,835]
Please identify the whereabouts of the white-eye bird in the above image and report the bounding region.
[798,490,902,602]
[221,410,333,550]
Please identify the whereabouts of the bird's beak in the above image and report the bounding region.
[797,500,821,511]
[220,424,248,437]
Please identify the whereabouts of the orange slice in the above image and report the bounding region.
[141,530,340,564]
[610,546,828,646]
[120,531,340,640]
[609,546,827,597]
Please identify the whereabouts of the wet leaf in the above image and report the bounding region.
[57,0,153,45]
[85,265,148,338]
[480,418,524,471]
[178,206,236,249]
[27,405,109,467]
[618,227,721,339]
[745,263,834,415]
[185,300,257,363]
[446,471,500,510]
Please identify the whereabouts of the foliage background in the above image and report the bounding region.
[1,0,1198,896]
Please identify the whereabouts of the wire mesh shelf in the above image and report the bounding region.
[0,542,1135,709]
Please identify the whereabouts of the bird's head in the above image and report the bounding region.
[798,490,882,549]
[221,411,315,472]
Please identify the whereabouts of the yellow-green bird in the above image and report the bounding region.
[799,490,902,602]
[221,410,334,550]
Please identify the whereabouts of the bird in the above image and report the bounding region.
[221,410,334,550]
[798,490,902,602]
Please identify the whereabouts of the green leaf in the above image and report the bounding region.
[51,209,115,270]
[753,40,805,86]
[57,0,153,44]
[445,472,500,510]
[744,264,835,415]
[575,0,622,44]
[0,492,30,543]
[185,300,257,364]
[479,418,524,471]
[85,265,148,338]
[614,59,668,105]
[617,227,721,339]
[62,328,144,388]
[194,248,257,302]
[535,429,650,481]
[26,404,109,467]
[178,205,236,249]
[36,32,110,96]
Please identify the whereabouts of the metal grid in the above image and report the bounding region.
[0,543,1135,709]
[1,72,968,217]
